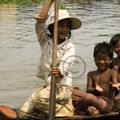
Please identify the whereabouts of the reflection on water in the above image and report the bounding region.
[0,0,120,108]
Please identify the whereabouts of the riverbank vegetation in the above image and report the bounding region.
[0,0,42,5]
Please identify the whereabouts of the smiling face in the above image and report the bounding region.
[57,19,71,44]
[94,52,112,71]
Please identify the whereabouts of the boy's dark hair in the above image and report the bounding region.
[110,34,120,47]
[93,42,113,59]
[47,19,71,39]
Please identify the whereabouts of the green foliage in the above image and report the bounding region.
[0,0,41,5]
[58,1,66,10]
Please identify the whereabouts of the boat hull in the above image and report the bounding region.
[17,112,120,120]
[0,105,119,120]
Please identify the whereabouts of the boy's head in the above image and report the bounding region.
[94,42,113,59]
[110,34,120,57]
[93,42,113,71]
[110,34,120,47]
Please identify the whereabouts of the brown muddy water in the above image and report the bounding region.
[0,0,120,108]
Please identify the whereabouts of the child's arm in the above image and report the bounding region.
[87,72,94,93]
[87,72,101,95]
[111,68,119,90]
[87,72,104,96]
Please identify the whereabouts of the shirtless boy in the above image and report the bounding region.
[87,42,118,98]
[72,42,118,115]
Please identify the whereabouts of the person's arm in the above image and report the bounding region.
[111,69,119,90]
[87,72,101,95]
[108,69,119,97]
[34,0,54,20]
[34,0,54,46]
[87,72,95,93]
[39,0,54,18]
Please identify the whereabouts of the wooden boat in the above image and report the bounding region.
[17,112,120,120]
[55,112,120,120]
[0,105,119,120]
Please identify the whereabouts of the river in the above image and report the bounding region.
[0,0,120,108]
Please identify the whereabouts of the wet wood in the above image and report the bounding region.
[55,112,120,120]
[17,111,120,120]
[0,104,119,120]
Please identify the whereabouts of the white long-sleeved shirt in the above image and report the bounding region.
[35,19,75,87]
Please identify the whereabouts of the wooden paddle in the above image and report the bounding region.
[48,0,59,120]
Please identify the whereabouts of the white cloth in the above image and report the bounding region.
[35,20,75,86]
[19,85,74,117]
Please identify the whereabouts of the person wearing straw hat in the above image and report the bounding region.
[18,0,81,118]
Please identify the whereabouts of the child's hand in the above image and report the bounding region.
[110,82,120,90]
[96,85,104,92]
[95,82,103,92]
[51,67,61,76]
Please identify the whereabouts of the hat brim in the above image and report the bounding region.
[68,17,81,30]
[48,17,81,30]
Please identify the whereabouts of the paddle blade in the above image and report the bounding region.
[0,105,17,120]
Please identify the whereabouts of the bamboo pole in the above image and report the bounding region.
[48,0,59,120]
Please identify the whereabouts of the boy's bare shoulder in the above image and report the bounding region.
[106,68,117,77]
[88,69,114,76]
[87,70,98,76]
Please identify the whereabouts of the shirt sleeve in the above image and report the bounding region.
[34,16,50,47]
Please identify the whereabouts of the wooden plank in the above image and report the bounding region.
[17,112,120,120]
[55,112,120,120]
[0,109,120,120]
